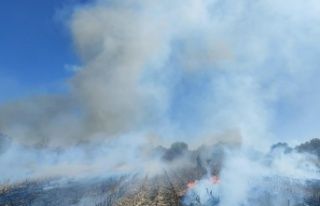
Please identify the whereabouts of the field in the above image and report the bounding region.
[1,163,320,206]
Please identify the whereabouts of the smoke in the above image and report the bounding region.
[1,0,320,193]
[69,3,169,137]
[219,150,316,205]
[0,133,165,182]
[183,146,319,206]
[0,95,84,146]
[2,0,320,146]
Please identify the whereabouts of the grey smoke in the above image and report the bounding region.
[0,0,320,193]
[1,0,320,147]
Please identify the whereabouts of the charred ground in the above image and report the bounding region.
[1,139,320,206]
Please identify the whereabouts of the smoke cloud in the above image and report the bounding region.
[1,0,320,190]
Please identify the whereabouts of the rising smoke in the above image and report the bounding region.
[1,0,320,147]
[1,2,320,204]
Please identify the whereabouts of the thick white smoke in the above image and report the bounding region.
[0,0,320,191]
[1,0,320,148]
[184,146,320,206]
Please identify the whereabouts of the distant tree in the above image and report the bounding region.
[162,142,189,162]
[296,138,320,157]
[171,142,188,151]
[270,142,292,154]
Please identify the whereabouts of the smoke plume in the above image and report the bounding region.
[1,0,320,192]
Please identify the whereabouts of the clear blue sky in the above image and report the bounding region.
[0,0,87,101]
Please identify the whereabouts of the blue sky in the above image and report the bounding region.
[1,0,320,148]
[0,0,86,101]
[2,1,320,189]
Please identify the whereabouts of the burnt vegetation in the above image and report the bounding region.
[1,139,320,205]
[0,168,207,206]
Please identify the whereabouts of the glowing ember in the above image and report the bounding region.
[187,181,196,189]
[211,175,219,184]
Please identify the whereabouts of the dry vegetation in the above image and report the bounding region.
[1,140,320,205]
[1,165,320,206]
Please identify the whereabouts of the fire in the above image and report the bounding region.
[211,175,219,184]
[187,181,196,189]
[179,181,196,196]
[186,176,219,190]
[182,175,219,196]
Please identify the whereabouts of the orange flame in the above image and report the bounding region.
[211,175,219,184]
[187,181,196,189]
